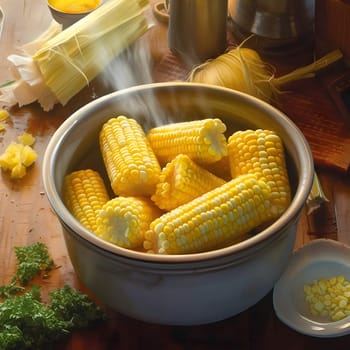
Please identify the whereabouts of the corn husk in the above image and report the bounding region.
[307,172,329,215]
[0,0,150,111]
[188,46,343,103]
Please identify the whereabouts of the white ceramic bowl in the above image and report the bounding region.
[42,82,314,325]
[273,239,350,338]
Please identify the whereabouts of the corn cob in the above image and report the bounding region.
[144,173,272,254]
[96,196,162,249]
[147,118,228,166]
[227,129,291,217]
[151,154,226,211]
[63,169,110,231]
[99,116,161,197]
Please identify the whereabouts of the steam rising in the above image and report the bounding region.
[105,40,154,90]
[96,38,167,130]
[97,23,213,130]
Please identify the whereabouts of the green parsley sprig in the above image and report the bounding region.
[13,242,54,285]
[0,243,105,350]
[0,242,53,299]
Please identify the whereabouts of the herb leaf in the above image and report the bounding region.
[0,286,67,349]
[14,242,54,285]
[0,243,105,349]
[50,285,105,329]
[0,283,24,299]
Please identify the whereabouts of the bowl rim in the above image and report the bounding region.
[47,0,103,15]
[42,82,314,264]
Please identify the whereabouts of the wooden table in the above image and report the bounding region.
[1,1,350,349]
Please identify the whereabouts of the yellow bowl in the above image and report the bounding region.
[48,0,103,28]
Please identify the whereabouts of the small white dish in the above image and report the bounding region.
[273,238,350,338]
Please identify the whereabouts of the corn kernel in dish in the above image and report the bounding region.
[304,275,350,321]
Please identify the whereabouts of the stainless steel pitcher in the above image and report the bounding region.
[229,0,315,49]
[168,0,228,65]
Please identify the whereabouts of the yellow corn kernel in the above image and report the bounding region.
[96,196,162,249]
[147,118,228,166]
[63,169,109,232]
[21,144,38,167]
[0,123,5,132]
[227,129,291,218]
[0,142,38,179]
[11,163,27,179]
[18,132,35,146]
[304,275,350,321]
[0,109,9,121]
[144,173,272,254]
[151,154,226,211]
[99,116,161,197]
